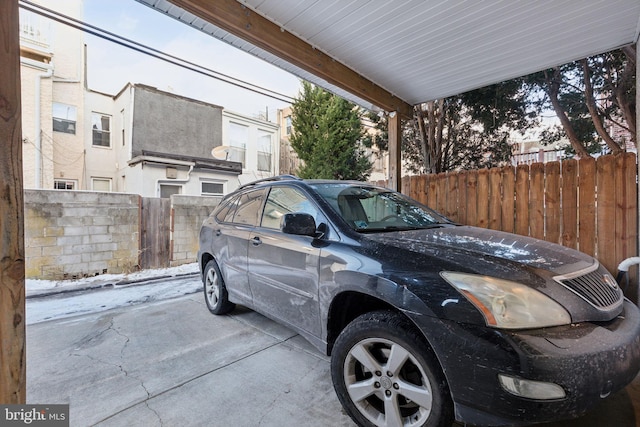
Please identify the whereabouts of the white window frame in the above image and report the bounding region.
[257,130,273,172]
[228,122,248,166]
[92,112,112,148]
[91,177,112,192]
[200,180,225,197]
[285,116,292,136]
[53,179,77,190]
[160,184,182,199]
[52,102,77,134]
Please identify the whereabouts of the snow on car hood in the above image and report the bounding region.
[365,225,594,274]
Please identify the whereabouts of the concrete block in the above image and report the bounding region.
[25,246,42,258]
[58,254,83,265]
[58,215,87,226]
[25,263,42,279]
[44,226,64,237]
[173,252,187,261]
[64,244,92,254]
[87,261,108,272]
[88,225,109,235]
[41,245,63,256]
[64,226,87,236]
[112,249,135,259]
[92,216,115,226]
[82,234,113,244]
[92,242,117,252]
[173,222,188,232]
[108,224,136,235]
[28,237,57,247]
[25,216,50,235]
[40,264,64,280]
[91,252,113,262]
[57,236,83,246]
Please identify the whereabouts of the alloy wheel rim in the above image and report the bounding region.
[344,337,433,427]
[205,268,220,307]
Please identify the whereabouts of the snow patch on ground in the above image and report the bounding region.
[26,263,203,324]
[27,263,199,297]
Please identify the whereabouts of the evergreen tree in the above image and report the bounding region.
[290,82,372,180]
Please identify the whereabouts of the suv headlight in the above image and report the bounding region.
[440,272,571,329]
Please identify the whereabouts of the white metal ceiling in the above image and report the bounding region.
[138,0,640,111]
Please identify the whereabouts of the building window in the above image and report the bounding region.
[228,122,248,167]
[20,9,52,47]
[92,177,111,192]
[257,130,272,172]
[120,109,125,146]
[52,103,77,134]
[285,116,292,135]
[201,181,224,196]
[92,113,111,147]
[54,179,75,190]
[160,184,182,198]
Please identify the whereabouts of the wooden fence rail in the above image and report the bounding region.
[378,153,638,280]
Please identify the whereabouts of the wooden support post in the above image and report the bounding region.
[634,39,640,304]
[0,0,26,404]
[388,112,402,192]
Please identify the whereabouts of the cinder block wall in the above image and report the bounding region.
[170,195,220,267]
[25,190,141,279]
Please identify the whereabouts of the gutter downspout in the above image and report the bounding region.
[35,67,53,189]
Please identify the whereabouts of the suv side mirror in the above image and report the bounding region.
[282,213,317,237]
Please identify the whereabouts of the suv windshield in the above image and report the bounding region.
[310,183,451,232]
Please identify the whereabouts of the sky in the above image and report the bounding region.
[80,0,302,120]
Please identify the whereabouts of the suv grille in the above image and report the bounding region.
[556,267,622,310]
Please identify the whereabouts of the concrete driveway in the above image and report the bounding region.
[27,294,354,426]
[27,292,640,426]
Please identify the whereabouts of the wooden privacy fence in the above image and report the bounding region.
[140,197,171,270]
[376,153,638,279]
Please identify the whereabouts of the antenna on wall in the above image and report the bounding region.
[211,145,230,161]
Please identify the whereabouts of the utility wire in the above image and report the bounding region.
[19,0,296,104]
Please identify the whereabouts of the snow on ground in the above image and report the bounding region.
[26,263,199,297]
[26,263,203,324]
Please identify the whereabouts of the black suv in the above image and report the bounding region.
[198,175,640,427]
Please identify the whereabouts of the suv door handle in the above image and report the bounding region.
[251,236,262,246]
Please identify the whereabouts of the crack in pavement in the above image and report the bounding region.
[71,316,164,426]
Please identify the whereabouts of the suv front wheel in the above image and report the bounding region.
[331,310,453,427]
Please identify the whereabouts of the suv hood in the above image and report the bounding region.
[365,225,595,275]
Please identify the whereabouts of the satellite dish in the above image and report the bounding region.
[212,145,230,160]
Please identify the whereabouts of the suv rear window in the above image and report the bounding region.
[216,189,266,226]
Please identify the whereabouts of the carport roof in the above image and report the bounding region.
[138,0,640,116]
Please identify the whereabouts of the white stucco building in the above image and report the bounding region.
[19,0,281,198]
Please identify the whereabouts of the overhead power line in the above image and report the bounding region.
[19,0,296,104]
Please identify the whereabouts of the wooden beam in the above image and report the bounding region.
[0,0,26,404]
[168,0,414,118]
[388,113,402,192]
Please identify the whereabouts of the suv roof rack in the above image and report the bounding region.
[238,174,302,190]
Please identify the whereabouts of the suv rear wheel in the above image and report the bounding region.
[331,310,453,427]
[203,259,235,315]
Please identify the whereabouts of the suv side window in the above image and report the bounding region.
[215,195,240,223]
[232,189,266,226]
[261,186,319,230]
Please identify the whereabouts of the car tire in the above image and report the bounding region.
[203,259,235,315]
[331,310,453,427]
